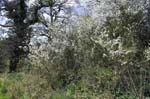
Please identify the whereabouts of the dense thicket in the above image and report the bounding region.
[0,0,149,99]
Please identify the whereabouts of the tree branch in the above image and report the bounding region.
[0,24,13,27]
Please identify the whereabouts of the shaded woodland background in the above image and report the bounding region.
[0,0,150,99]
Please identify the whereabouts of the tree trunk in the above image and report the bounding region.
[9,58,18,72]
[9,48,20,72]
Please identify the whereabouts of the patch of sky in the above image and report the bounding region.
[73,4,89,16]
[0,16,9,25]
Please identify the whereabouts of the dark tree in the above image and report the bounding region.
[0,0,39,72]
[5,0,33,72]
[0,0,68,72]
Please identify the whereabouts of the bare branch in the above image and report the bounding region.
[0,24,13,27]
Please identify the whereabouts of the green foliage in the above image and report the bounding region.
[101,5,150,98]
[48,66,118,98]
[0,81,10,99]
